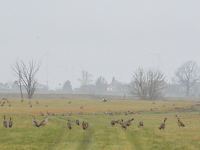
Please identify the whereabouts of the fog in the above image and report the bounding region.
[0,1,200,90]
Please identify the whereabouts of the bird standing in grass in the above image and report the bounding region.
[3,116,7,128]
[177,118,185,128]
[159,118,167,130]
[82,121,89,130]
[8,117,13,128]
[67,119,72,129]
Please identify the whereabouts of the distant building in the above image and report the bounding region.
[107,77,129,95]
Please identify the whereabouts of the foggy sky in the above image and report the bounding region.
[0,1,200,90]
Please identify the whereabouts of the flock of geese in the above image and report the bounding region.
[2,115,185,131]
[110,117,185,131]
[1,98,186,131]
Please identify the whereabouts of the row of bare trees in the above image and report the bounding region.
[129,60,200,100]
[11,59,200,100]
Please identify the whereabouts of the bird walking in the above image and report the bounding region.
[159,118,167,130]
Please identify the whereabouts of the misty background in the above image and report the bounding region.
[0,1,200,90]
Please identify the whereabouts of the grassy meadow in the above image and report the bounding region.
[0,97,200,150]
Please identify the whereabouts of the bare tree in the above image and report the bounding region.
[78,70,92,86]
[129,68,166,100]
[174,60,200,97]
[12,60,41,99]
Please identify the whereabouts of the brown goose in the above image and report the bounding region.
[8,117,13,128]
[159,118,167,130]
[82,121,89,130]
[177,118,185,128]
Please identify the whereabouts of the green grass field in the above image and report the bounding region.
[0,98,200,150]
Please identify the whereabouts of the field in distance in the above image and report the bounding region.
[0,98,200,150]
